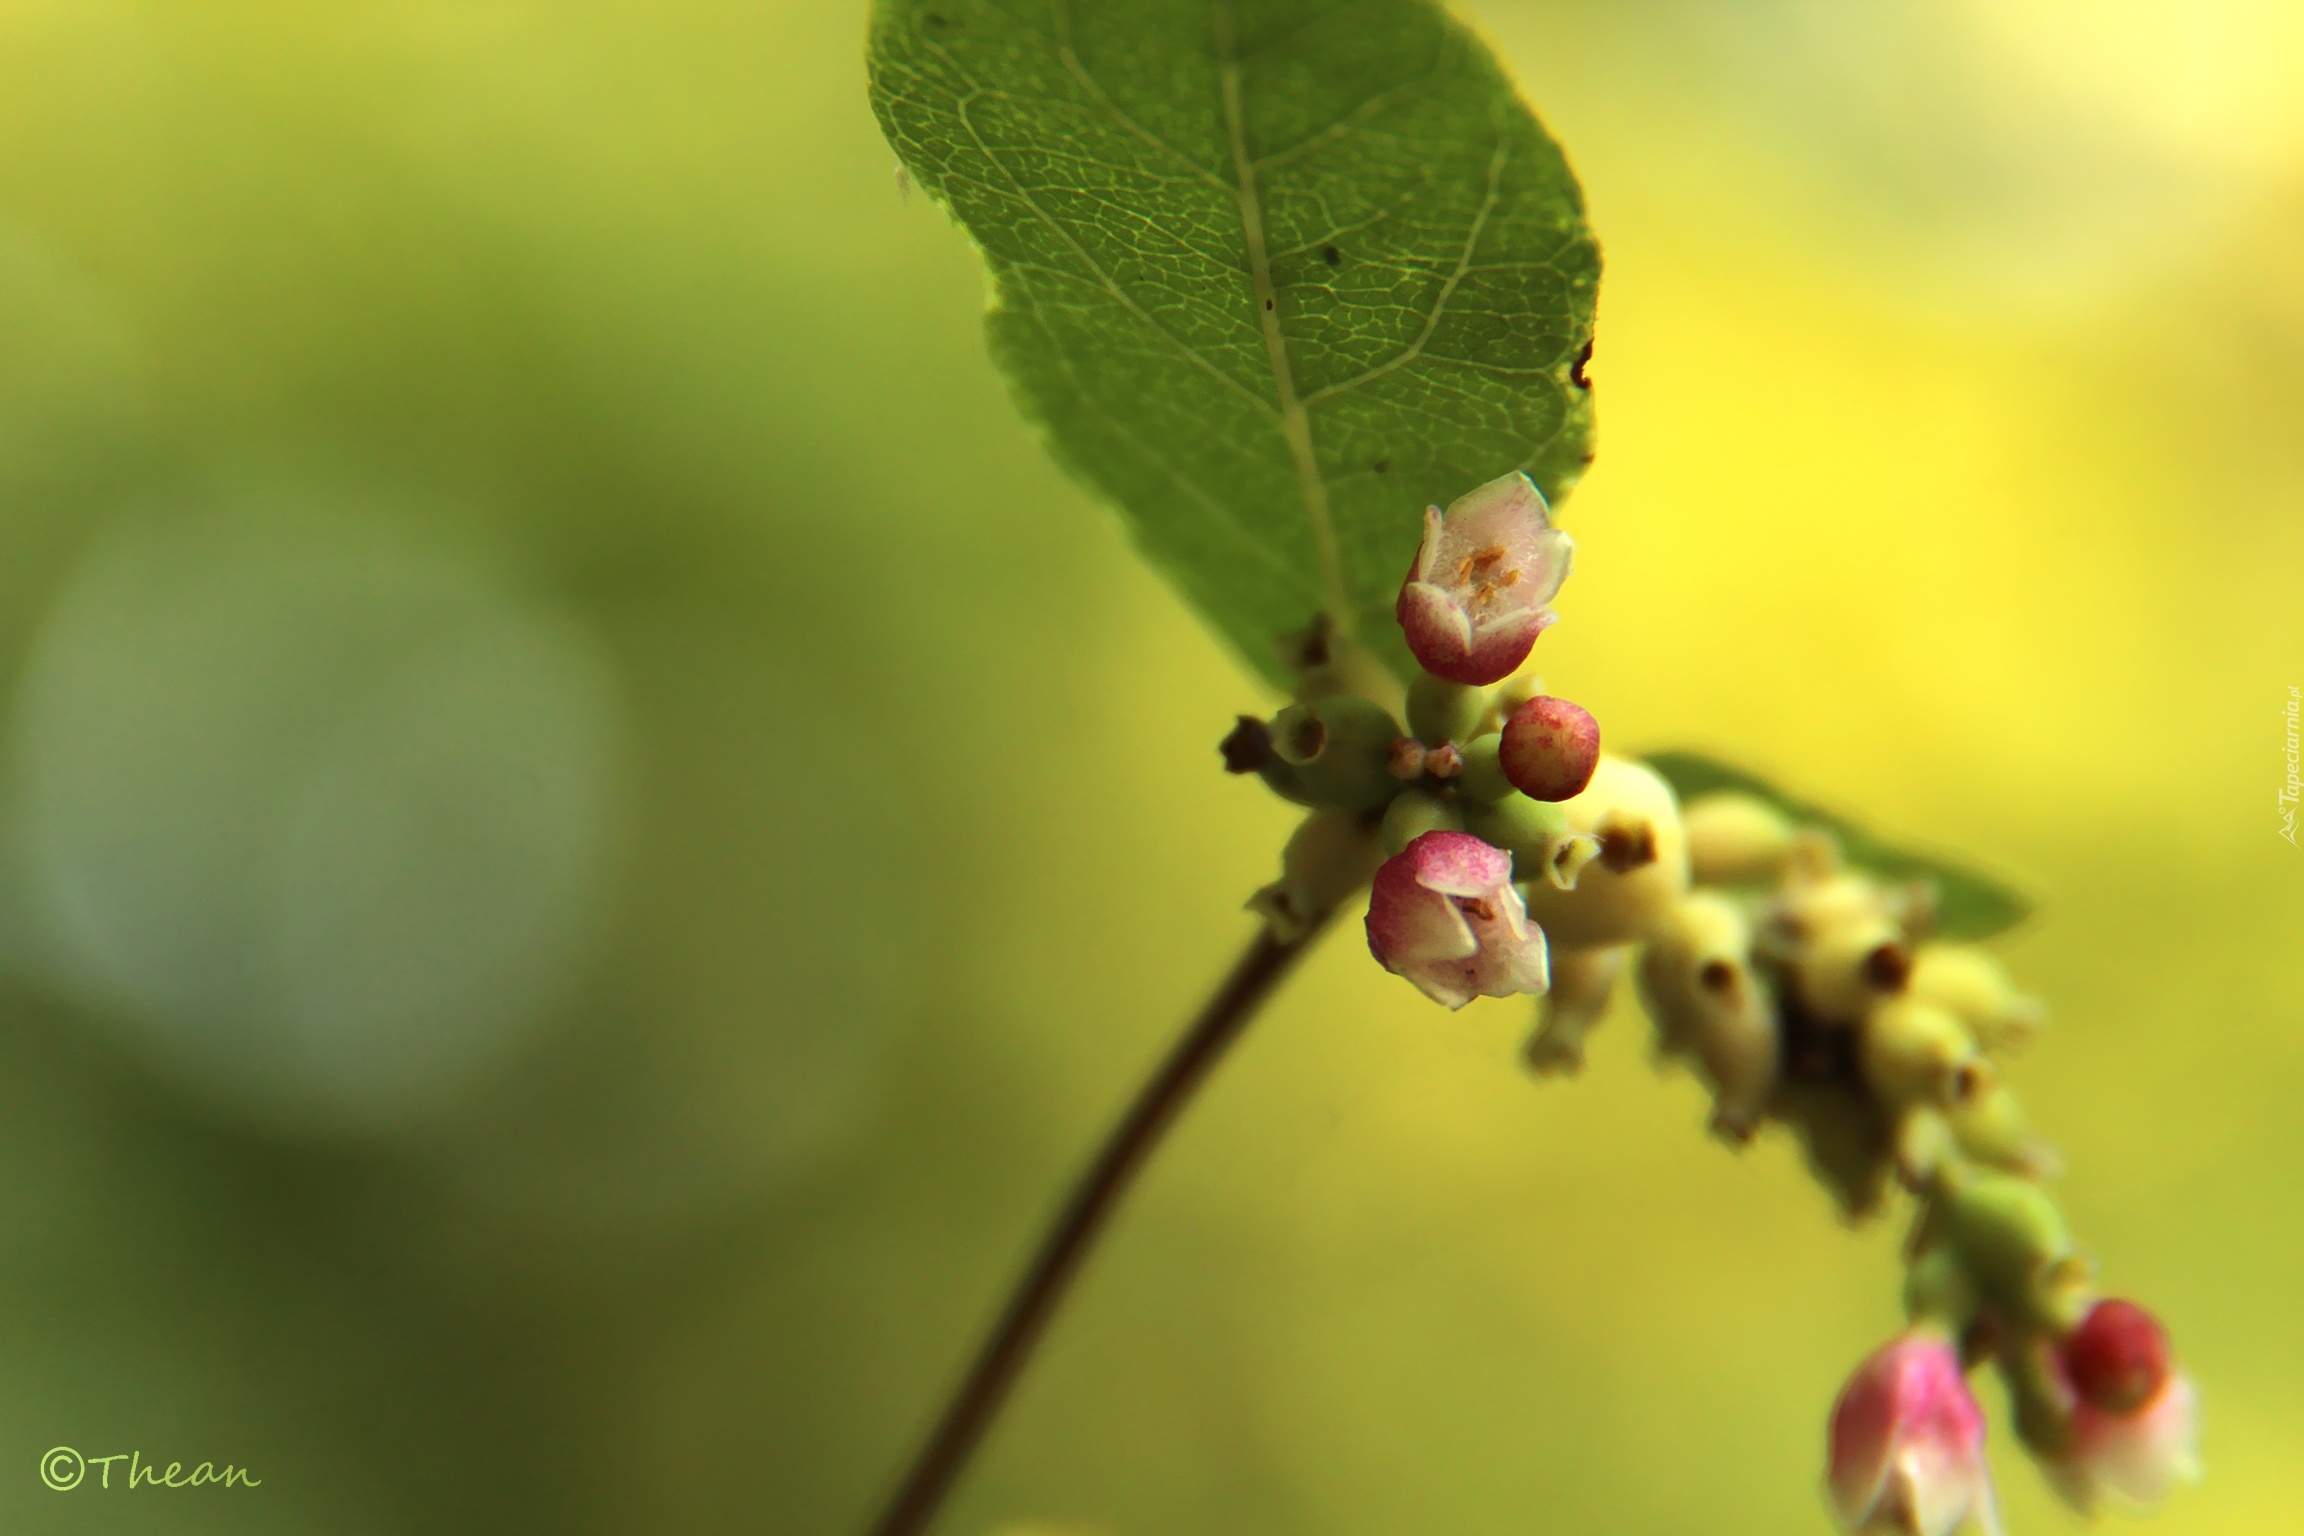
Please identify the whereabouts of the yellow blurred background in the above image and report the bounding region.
[0,2,2297,1533]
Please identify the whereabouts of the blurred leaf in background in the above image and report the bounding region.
[0,4,2296,1536]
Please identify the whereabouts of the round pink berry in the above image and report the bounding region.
[1498,696,1600,802]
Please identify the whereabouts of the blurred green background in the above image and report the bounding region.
[0,2,2298,1532]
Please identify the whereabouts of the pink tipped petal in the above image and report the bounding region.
[1366,882,1477,968]
[1828,1333,1997,1536]
[1366,834,1549,1010]
[1397,580,1476,665]
[1403,830,1515,894]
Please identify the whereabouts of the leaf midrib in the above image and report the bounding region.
[1214,0,1353,639]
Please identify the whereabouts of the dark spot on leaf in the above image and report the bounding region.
[1322,244,1341,266]
[1263,296,1274,311]
[1372,457,1390,474]
[925,11,947,26]
[1219,715,1271,774]
[1570,336,1593,390]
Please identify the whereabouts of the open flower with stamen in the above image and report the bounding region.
[1395,471,1574,685]
[1827,1329,2003,1536]
[1364,831,1549,1009]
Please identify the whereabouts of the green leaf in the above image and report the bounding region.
[1642,750,2037,941]
[870,0,1598,687]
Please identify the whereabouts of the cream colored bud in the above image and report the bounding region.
[1862,995,1992,1114]
[1893,1106,1960,1190]
[1517,755,1689,948]
[1909,943,2047,1055]
[1682,792,1797,887]
[1765,871,1912,1026]
[1523,943,1628,1077]
[1248,809,1387,941]
[1637,890,1779,1142]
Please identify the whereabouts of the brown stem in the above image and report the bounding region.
[863,914,1336,1536]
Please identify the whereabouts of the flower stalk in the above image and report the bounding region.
[863,913,1343,1536]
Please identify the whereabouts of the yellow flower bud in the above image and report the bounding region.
[1765,870,1912,1026]
[1517,755,1689,948]
[1523,942,1628,1076]
[1908,943,2046,1055]
[1636,891,1779,1141]
[1861,995,1992,1114]
[1682,791,1797,887]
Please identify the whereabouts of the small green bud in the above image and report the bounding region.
[1248,809,1387,942]
[1271,696,1405,811]
[1453,733,1515,802]
[1523,942,1628,1077]
[1682,791,1798,887]
[1380,788,1463,856]
[1405,672,1488,746]
[1461,791,1569,865]
[1904,1242,1982,1333]
[1940,1171,2085,1331]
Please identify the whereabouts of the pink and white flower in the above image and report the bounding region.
[1395,471,1574,686]
[2044,1300,2201,1513]
[1364,831,1548,1009]
[1827,1330,2002,1536]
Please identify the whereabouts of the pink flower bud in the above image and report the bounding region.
[2044,1301,2200,1512]
[1364,831,1549,1010]
[2065,1299,2169,1414]
[1827,1331,2002,1536]
[1498,695,1601,801]
[1394,472,1573,685]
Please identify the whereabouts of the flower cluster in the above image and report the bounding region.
[1221,472,2197,1534]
